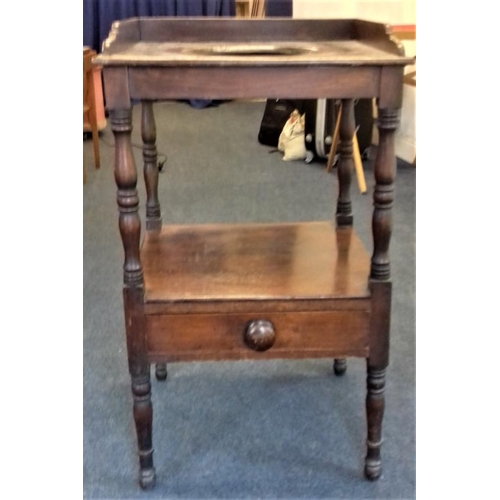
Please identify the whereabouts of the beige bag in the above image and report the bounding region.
[278,109,308,161]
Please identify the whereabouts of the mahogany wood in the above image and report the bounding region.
[146,310,369,362]
[98,19,412,66]
[379,67,405,109]
[336,99,355,226]
[369,281,392,368]
[102,67,130,110]
[141,101,162,230]
[96,17,412,489]
[107,18,353,44]
[145,298,370,315]
[371,109,399,280]
[141,222,370,306]
[334,359,347,376]
[128,66,381,100]
[131,368,155,489]
[111,109,143,287]
[155,363,167,381]
[123,287,155,487]
[365,366,386,480]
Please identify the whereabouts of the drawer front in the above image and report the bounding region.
[146,311,369,361]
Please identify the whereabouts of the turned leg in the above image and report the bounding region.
[370,107,399,281]
[142,101,162,230]
[365,365,385,480]
[364,105,399,480]
[334,116,353,380]
[155,363,168,381]
[112,107,155,489]
[336,98,355,227]
[333,358,347,376]
[131,367,156,489]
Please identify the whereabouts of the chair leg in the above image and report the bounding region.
[87,69,100,170]
[365,364,386,480]
[155,363,167,381]
[333,358,347,376]
[131,367,156,489]
[89,108,100,170]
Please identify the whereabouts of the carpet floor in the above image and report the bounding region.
[83,100,415,499]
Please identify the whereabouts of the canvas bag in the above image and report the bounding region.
[278,109,308,161]
[258,99,305,147]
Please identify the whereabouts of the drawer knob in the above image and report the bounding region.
[244,319,276,352]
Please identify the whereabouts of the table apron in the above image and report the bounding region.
[127,65,383,100]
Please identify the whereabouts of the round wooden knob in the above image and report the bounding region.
[244,319,276,352]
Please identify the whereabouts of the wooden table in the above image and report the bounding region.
[94,17,413,490]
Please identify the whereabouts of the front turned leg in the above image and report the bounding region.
[155,363,168,381]
[363,105,399,480]
[112,107,154,488]
[132,368,156,489]
[365,365,386,480]
[333,358,347,376]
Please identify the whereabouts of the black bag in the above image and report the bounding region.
[258,99,304,147]
[303,99,338,159]
[303,98,374,160]
[353,98,374,157]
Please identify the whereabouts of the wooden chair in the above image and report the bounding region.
[236,0,265,18]
[251,0,266,17]
[391,26,416,87]
[83,47,100,183]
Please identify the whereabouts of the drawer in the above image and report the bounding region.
[146,310,369,362]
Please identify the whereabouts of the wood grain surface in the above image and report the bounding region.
[147,310,369,362]
[97,16,411,487]
[94,18,414,67]
[141,222,371,308]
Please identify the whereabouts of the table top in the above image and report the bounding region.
[94,17,415,67]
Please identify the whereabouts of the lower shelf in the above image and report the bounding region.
[141,221,372,362]
[141,221,371,311]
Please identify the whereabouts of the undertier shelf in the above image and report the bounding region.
[141,221,371,313]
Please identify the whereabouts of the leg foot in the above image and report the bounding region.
[333,358,347,376]
[139,467,156,490]
[155,363,168,381]
[364,458,381,481]
[131,369,155,489]
[365,365,386,481]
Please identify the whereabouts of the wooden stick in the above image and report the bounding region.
[353,132,367,194]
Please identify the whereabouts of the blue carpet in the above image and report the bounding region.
[83,100,415,499]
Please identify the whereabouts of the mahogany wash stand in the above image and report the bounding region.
[94,18,413,490]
